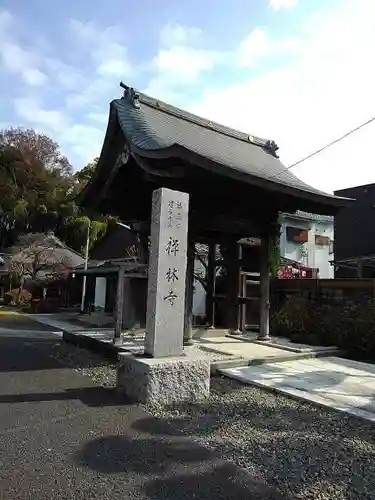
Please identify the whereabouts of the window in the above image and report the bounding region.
[286,226,308,243]
[315,235,330,246]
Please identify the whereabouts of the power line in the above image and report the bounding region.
[277,115,375,177]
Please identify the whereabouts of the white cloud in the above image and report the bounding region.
[236,27,301,67]
[13,96,103,168]
[45,59,85,91]
[154,46,221,83]
[0,9,12,31]
[62,124,104,162]
[236,28,271,67]
[0,12,128,168]
[143,22,225,100]
[159,23,203,47]
[269,0,298,11]
[22,68,47,86]
[64,20,133,109]
[87,111,108,125]
[188,0,375,193]
[14,97,69,133]
[0,21,48,87]
[69,20,133,79]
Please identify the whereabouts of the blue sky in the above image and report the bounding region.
[1,0,375,193]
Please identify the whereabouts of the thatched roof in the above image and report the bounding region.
[1,232,84,282]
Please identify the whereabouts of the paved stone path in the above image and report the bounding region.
[220,356,375,422]
[0,312,285,499]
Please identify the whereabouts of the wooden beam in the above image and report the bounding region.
[222,240,241,334]
[114,266,125,342]
[205,241,216,328]
[138,233,149,264]
[190,212,259,238]
[99,145,130,203]
[258,233,271,341]
[183,241,195,345]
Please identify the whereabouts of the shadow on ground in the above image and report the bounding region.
[76,434,289,500]
[132,377,375,499]
[0,312,114,372]
[0,386,129,406]
[0,312,58,331]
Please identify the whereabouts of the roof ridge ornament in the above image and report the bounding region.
[120,82,140,109]
[264,139,279,157]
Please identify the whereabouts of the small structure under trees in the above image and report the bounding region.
[1,232,84,304]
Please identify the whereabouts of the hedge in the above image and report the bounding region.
[271,296,375,359]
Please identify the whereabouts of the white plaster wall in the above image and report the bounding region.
[313,221,334,279]
[94,277,107,309]
[279,216,334,279]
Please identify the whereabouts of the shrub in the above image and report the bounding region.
[341,299,375,359]
[18,289,32,307]
[271,295,375,359]
[271,296,321,343]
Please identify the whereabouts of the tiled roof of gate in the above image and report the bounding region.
[110,85,348,206]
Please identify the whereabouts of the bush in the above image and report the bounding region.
[271,296,375,359]
[271,296,321,343]
[4,288,32,307]
[18,289,32,307]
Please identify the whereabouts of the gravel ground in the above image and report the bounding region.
[50,339,118,387]
[50,340,375,500]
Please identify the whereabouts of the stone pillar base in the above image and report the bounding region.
[257,335,271,341]
[116,354,210,405]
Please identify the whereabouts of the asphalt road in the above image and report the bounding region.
[0,312,287,500]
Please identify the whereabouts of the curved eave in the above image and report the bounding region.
[78,100,353,215]
[129,142,352,213]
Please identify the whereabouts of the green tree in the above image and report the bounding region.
[0,134,113,258]
[74,157,98,184]
[0,127,72,176]
[0,128,75,247]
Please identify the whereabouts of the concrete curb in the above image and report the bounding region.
[225,333,340,355]
[210,349,347,374]
[62,331,121,361]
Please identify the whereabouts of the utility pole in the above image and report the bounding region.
[80,220,90,313]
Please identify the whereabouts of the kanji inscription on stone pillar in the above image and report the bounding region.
[145,188,189,357]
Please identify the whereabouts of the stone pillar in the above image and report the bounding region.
[145,188,189,358]
[114,266,125,341]
[258,233,271,341]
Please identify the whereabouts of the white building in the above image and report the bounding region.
[279,210,334,279]
[190,211,334,321]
